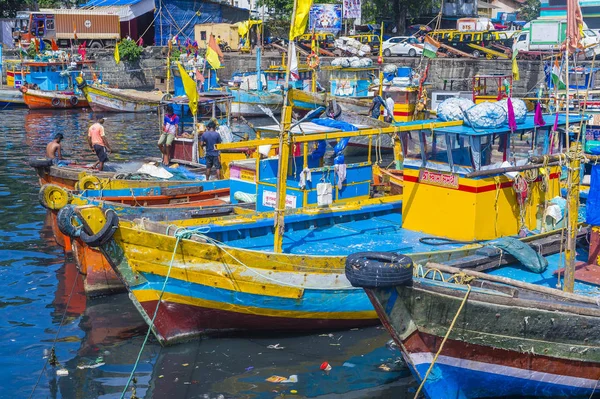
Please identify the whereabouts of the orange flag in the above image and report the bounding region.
[73,22,78,40]
[51,39,58,51]
[33,38,39,53]
[208,34,223,59]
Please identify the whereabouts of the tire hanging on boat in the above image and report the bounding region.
[345,252,413,288]
[79,209,119,247]
[57,204,82,238]
[38,184,71,210]
[75,175,102,191]
[69,96,79,106]
[28,158,53,168]
[51,97,61,107]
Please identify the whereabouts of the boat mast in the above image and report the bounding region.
[273,0,299,253]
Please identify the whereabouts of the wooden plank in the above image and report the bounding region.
[162,185,204,196]
[438,43,477,58]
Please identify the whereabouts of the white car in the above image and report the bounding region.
[382,36,423,57]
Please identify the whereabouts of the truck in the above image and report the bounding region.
[13,10,120,49]
[512,18,600,59]
[456,18,494,32]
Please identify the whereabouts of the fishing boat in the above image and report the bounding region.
[0,60,28,108]
[21,59,95,110]
[76,78,168,113]
[59,107,579,345]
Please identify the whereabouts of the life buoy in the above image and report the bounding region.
[345,252,414,288]
[75,174,102,191]
[38,184,71,210]
[307,53,320,69]
[57,205,82,238]
[70,96,79,106]
[80,209,119,247]
[51,97,61,107]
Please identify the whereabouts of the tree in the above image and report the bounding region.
[362,0,440,35]
[0,0,79,17]
[519,0,541,22]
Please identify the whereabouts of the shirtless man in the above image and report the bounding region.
[45,133,64,164]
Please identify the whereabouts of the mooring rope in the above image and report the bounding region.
[28,265,81,399]
[413,284,472,399]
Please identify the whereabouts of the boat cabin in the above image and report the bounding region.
[401,114,581,241]
[472,73,512,104]
[5,61,29,88]
[326,66,378,98]
[171,65,219,96]
[24,60,94,92]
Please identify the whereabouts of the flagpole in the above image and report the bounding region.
[565,52,570,150]
[273,0,300,253]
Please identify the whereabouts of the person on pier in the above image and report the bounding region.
[158,105,179,165]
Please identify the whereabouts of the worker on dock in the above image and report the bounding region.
[200,119,222,180]
[158,105,179,165]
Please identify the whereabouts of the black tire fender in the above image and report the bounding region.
[57,204,82,238]
[325,101,342,119]
[29,158,53,168]
[70,96,79,106]
[80,209,119,247]
[51,97,61,107]
[345,252,413,288]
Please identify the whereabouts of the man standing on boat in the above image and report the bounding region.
[200,119,222,180]
[384,93,395,123]
[87,116,111,171]
[158,105,179,165]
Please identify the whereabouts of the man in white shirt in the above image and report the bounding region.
[384,93,395,123]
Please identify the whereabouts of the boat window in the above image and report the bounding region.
[446,134,474,169]
[46,19,54,30]
[402,131,423,162]
[200,31,207,41]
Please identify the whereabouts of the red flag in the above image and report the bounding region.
[51,38,58,51]
[78,41,87,60]
[566,0,583,53]
[208,34,223,59]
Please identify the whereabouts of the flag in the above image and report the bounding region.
[51,39,58,51]
[507,97,517,131]
[114,42,120,64]
[73,22,77,40]
[534,102,546,127]
[311,32,318,54]
[551,58,566,90]
[290,42,299,81]
[552,112,559,131]
[423,36,439,59]
[176,62,198,116]
[78,41,87,60]
[289,0,313,40]
[567,0,583,53]
[205,35,222,69]
[33,38,39,53]
[208,34,223,59]
[39,38,46,52]
[512,49,519,81]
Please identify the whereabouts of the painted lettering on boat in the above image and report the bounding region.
[262,190,297,209]
[418,169,459,189]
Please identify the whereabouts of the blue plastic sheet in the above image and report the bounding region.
[310,118,359,132]
[587,165,600,225]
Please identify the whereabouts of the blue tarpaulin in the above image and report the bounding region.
[155,0,249,46]
[587,165,600,225]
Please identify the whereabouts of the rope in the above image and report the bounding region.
[119,227,192,399]
[413,284,472,399]
[28,267,81,399]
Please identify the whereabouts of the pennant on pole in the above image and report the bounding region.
[290,41,299,81]
[114,42,120,64]
[176,62,198,116]
[289,0,314,40]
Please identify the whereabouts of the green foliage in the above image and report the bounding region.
[519,0,541,22]
[0,0,82,17]
[118,39,143,62]
[26,43,37,58]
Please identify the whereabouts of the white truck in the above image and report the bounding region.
[512,18,600,59]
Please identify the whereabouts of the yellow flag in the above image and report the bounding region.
[176,62,198,116]
[114,42,120,65]
[205,46,221,69]
[289,0,313,40]
[512,50,519,81]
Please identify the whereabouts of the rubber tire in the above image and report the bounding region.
[70,96,79,106]
[408,48,416,57]
[76,175,102,191]
[472,50,481,58]
[325,102,342,119]
[345,252,413,288]
[383,48,392,57]
[51,98,61,107]
[80,209,119,248]
[39,184,71,210]
[57,204,82,238]
[89,42,103,49]
[29,158,53,168]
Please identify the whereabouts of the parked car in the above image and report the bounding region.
[382,36,423,57]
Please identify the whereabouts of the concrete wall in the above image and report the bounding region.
[0,46,584,96]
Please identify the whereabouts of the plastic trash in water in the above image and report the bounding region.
[342,362,356,368]
[56,368,69,376]
[266,375,298,383]
[320,362,332,373]
[267,344,285,350]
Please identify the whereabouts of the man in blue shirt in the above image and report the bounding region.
[369,96,385,119]
[200,119,222,180]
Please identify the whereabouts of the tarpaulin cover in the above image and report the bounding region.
[587,164,600,225]
[155,0,249,46]
[310,118,358,132]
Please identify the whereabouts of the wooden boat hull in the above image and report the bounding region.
[288,88,372,115]
[229,89,283,117]
[365,275,600,398]
[81,84,164,113]
[23,89,88,110]
[0,88,25,107]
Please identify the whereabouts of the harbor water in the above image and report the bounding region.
[0,109,415,398]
